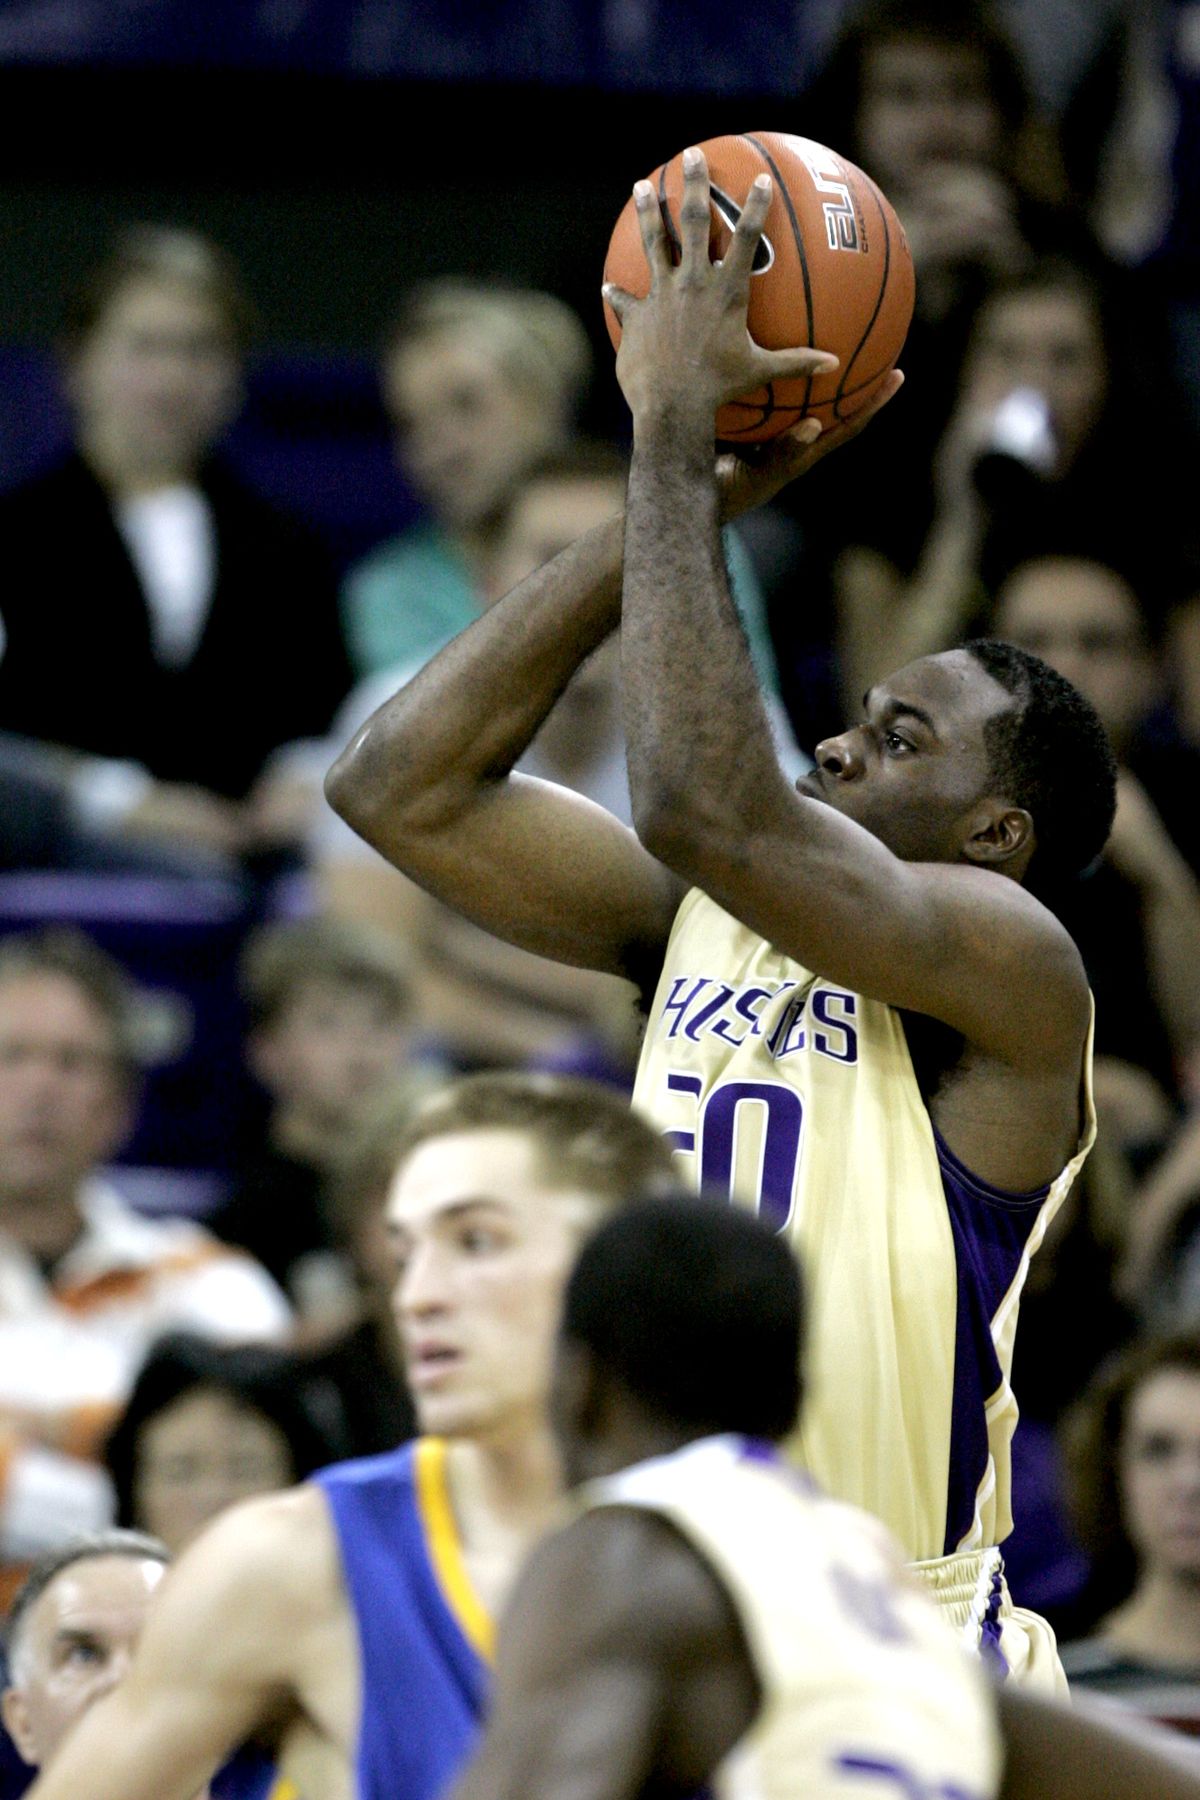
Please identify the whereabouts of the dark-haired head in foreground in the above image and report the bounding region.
[800,642,1117,897]
[553,1191,803,1488]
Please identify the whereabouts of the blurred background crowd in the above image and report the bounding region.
[4,0,1200,1777]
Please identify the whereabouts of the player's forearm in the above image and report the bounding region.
[621,410,786,865]
[25,1687,224,1800]
[326,516,624,846]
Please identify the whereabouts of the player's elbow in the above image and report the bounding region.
[324,731,369,827]
[324,722,405,841]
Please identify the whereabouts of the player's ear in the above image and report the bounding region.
[2,1686,37,1767]
[962,801,1033,869]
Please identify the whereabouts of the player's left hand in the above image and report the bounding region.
[716,368,904,520]
[604,146,838,428]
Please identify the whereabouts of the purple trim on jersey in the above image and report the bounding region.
[737,1435,782,1465]
[979,1559,1010,1679]
[935,1127,1051,1557]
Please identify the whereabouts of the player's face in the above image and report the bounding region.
[251,979,412,1131]
[1,1555,165,1767]
[68,276,241,478]
[386,1128,603,1443]
[994,559,1154,751]
[0,974,131,1201]
[856,38,1001,193]
[133,1388,296,1556]
[1120,1368,1200,1582]
[963,287,1108,474]
[799,650,1013,862]
[385,334,556,533]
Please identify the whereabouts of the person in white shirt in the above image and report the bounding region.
[0,928,290,1581]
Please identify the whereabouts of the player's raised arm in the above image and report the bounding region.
[325,508,684,985]
[21,1489,333,1800]
[610,148,1105,1068]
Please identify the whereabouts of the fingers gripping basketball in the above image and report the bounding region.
[603,131,915,443]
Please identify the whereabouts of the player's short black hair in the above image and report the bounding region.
[965,638,1118,890]
[561,1192,803,1442]
[4,1530,170,1671]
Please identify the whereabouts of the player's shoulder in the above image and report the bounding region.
[514,1503,735,1664]
[312,1439,419,1499]
[941,865,1090,1013]
[174,1482,343,1625]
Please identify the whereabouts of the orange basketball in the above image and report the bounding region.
[603,130,915,443]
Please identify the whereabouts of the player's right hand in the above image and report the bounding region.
[716,369,904,520]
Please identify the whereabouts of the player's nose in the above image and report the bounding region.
[395,1241,451,1319]
[814,731,864,779]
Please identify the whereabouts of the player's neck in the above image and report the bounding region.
[448,1421,562,1538]
[571,1416,698,1487]
[445,1424,562,1621]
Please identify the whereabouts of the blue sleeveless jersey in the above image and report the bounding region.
[315,1439,492,1800]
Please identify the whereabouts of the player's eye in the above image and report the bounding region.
[883,731,913,755]
[62,1640,104,1668]
[459,1225,504,1255]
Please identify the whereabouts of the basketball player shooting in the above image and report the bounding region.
[327,149,1117,1687]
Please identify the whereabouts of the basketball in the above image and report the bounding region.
[603,130,915,443]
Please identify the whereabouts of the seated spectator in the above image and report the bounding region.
[1117,1113,1200,1333]
[0,225,352,873]
[834,255,1199,717]
[992,556,1200,1141]
[0,929,290,1588]
[102,1333,349,1556]
[207,916,435,1323]
[1,1530,169,1781]
[1,1526,281,1800]
[337,283,792,756]
[1061,1333,1200,1734]
[341,277,592,677]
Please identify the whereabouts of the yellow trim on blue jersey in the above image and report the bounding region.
[414,1437,496,1663]
[265,1779,299,1800]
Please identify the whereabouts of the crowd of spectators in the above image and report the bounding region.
[4,0,1200,1774]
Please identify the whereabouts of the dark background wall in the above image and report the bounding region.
[0,45,827,556]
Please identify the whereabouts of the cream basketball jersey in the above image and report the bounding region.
[632,888,1095,1564]
[579,1436,1000,1800]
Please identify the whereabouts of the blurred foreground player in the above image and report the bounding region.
[455,1195,1002,1800]
[456,1198,1200,1800]
[16,1074,672,1800]
[326,154,1115,1683]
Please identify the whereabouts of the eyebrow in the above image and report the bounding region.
[387,1197,512,1238]
[51,1627,103,1654]
[862,688,939,736]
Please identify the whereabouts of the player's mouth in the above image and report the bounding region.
[407,1343,463,1389]
[795,771,826,800]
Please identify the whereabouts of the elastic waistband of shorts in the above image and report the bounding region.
[908,1546,1010,1631]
